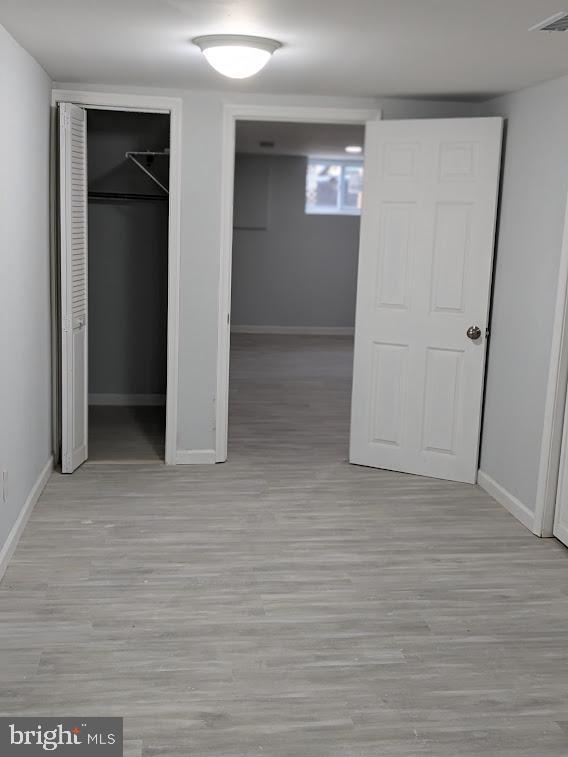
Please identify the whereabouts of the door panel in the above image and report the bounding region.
[60,102,88,473]
[421,347,463,455]
[350,118,503,484]
[369,341,407,447]
[430,203,471,313]
[376,203,413,309]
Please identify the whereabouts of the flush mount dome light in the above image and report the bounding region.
[345,145,363,154]
[193,34,282,79]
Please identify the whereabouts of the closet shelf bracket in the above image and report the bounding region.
[125,151,169,195]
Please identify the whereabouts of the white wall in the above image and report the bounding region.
[477,74,568,520]
[231,154,360,329]
[0,25,52,551]
[54,83,476,456]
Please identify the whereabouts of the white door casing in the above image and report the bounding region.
[350,118,503,484]
[214,104,382,462]
[60,102,88,473]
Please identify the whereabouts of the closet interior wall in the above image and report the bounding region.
[87,110,169,458]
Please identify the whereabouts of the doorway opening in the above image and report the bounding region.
[54,91,182,471]
[87,109,169,462]
[228,119,365,463]
[215,106,378,464]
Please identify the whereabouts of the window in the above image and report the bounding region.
[305,159,364,216]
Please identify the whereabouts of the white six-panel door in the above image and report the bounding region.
[60,102,88,473]
[350,118,502,484]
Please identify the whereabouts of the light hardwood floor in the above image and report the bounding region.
[2,334,568,756]
[89,406,165,463]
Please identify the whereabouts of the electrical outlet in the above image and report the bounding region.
[2,470,7,503]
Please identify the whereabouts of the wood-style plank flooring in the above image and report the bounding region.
[88,406,165,463]
[2,334,568,756]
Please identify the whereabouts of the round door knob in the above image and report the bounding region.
[466,325,482,341]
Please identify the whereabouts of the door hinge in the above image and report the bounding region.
[61,110,71,131]
[485,327,490,338]
[63,315,72,333]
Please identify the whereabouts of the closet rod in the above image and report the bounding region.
[88,191,168,202]
[126,151,170,157]
[125,151,169,195]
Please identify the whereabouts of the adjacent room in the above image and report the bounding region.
[229,120,364,461]
[4,2,568,755]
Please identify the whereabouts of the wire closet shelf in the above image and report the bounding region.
[88,150,170,203]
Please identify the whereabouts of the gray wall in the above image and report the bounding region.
[231,154,360,329]
[0,24,51,550]
[477,74,568,513]
[87,110,169,397]
[55,83,477,455]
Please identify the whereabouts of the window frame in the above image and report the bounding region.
[305,157,364,217]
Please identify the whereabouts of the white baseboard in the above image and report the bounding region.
[0,456,53,583]
[231,325,354,336]
[477,470,537,534]
[175,449,216,465]
[89,393,166,406]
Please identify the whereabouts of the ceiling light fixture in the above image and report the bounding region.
[193,35,282,79]
[345,145,363,154]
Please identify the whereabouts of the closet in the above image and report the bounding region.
[84,110,169,463]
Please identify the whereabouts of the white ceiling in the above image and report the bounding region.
[236,121,365,158]
[3,1,568,99]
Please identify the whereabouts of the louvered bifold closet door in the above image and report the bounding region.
[60,102,88,473]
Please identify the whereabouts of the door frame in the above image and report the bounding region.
[215,103,382,462]
[533,193,568,535]
[51,89,182,465]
